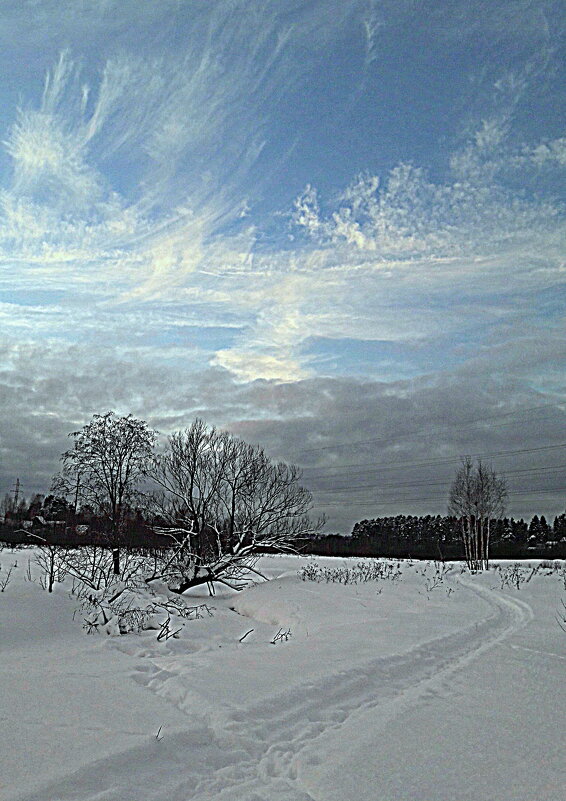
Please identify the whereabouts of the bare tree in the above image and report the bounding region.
[448,456,476,569]
[448,457,507,570]
[53,412,157,574]
[1,493,15,521]
[148,419,321,593]
[28,535,67,592]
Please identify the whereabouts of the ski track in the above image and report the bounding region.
[22,577,533,801]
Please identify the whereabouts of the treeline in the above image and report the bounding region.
[3,492,566,561]
[0,493,170,549]
[301,514,566,560]
[0,520,172,550]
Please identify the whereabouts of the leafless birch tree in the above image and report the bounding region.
[448,456,507,570]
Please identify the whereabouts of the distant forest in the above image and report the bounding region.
[302,514,566,560]
[1,492,565,560]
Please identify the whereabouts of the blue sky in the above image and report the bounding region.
[1,0,565,530]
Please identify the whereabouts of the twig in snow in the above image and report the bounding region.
[270,627,292,644]
[156,616,184,642]
[0,562,16,591]
[239,629,254,643]
[83,617,99,634]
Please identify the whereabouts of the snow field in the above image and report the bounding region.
[0,551,565,800]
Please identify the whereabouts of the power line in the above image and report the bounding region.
[294,401,566,457]
[317,485,566,510]
[302,415,563,478]
[322,400,566,438]
[309,462,566,496]
[315,476,565,502]
[301,442,566,477]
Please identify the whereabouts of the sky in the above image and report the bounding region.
[0,0,565,533]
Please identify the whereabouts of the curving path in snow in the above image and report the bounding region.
[128,577,535,800]
[9,559,563,801]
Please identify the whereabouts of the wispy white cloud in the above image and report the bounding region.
[362,0,382,68]
[0,0,564,527]
[0,2,370,299]
[212,349,307,383]
[292,163,564,262]
[529,137,566,168]
[213,113,565,381]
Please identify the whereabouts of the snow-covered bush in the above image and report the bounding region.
[77,577,213,636]
[490,562,566,599]
[539,561,566,589]
[415,561,452,594]
[299,559,402,585]
[26,543,215,637]
[495,564,538,590]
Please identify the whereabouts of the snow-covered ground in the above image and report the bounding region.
[1,551,565,800]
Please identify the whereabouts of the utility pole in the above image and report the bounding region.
[12,478,21,507]
[3,478,22,522]
[74,471,81,516]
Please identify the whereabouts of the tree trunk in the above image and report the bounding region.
[462,518,471,569]
[167,572,213,595]
[112,547,120,575]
